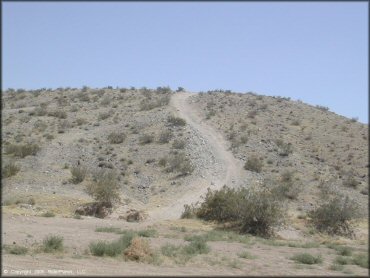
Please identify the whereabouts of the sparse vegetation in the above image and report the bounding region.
[291,253,322,264]
[41,211,55,217]
[165,152,194,176]
[4,245,28,255]
[139,134,154,145]
[158,130,173,144]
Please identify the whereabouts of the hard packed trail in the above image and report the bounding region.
[148,92,250,220]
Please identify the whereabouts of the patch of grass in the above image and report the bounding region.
[182,238,210,255]
[5,143,40,158]
[161,243,182,257]
[89,233,134,257]
[42,235,63,253]
[41,211,55,217]
[330,263,344,271]
[2,162,20,178]
[4,245,28,255]
[238,250,256,259]
[291,253,322,265]
[137,228,158,238]
[95,227,121,233]
[334,256,351,265]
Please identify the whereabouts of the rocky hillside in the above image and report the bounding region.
[190,91,368,213]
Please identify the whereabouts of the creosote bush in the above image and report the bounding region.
[86,169,120,206]
[167,116,186,127]
[139,134,154,145]
[244,155,263,173]
[158,130,173,144]
[70,165,87,184]
[309,195,360,236]
[183,186,286,237]
[108,132,126,144]
[166,152,194,176]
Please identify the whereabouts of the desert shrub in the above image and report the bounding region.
[139,95,170,111]
[76,118,87,126]
[191,186,285,237]
[98,111,112,121]
[5,143,40,158]
[238,251,256,259]
[95,226,121,233]
[4,245,28,255]
[291,253,322,264]
[70,165,87,184]
[2,162,20,178]
[156,86,172,94]
[172,139,186,149]
[158,130,173,144]
[33,120,47,132]
[309,195,360,236]
[291,119,301,126]
[161,243,181,257]
[244,155,263,173]
[181,204,198,219]
[42,235,64,252]
[108,132,126,144]
[247,110,258,119]
[77,92,90,102]
[167,116,186,127]
[315,105,329,112]
[275,139,293,156]
[352,253,369,268]
[92,232,135,257]
[48,110,67,119]
[342,175,360,189]
[41,211,55,217]
[272,171,301,200]
[176,87,185,92]
[158,157,167,167]
[100,96,111,106]
[139,134,154,145]
[182,238,210,255]
[166,153,194,176]
[86,169,120,206]
[334,256,351,265]
[124,237,155,262]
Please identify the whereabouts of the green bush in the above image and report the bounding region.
[108,132,126,144]
[183,238,210,255]
[2,162,20,178]
[275,139,293,156]
[167,116,186,127]
[86,169,120,206]
[5,143,40,158]
[244,156,263,173]
[291,253,322,264]
[137,228,158,238]
[309,195,360,236]
[43,235,64,252]
[187,186,285,237]
[70,165,87,184]
[352,253,369,268]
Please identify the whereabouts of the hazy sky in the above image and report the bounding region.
[3,2,368,123]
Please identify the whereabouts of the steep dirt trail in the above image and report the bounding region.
[148,92,246,220]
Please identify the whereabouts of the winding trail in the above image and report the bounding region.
[148,92,246,220]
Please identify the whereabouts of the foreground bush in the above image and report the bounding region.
[90,233,134,257]
[309,195,360,236]
[5,143,40,158]
[183,186,286,237]
[86,170,120,206]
